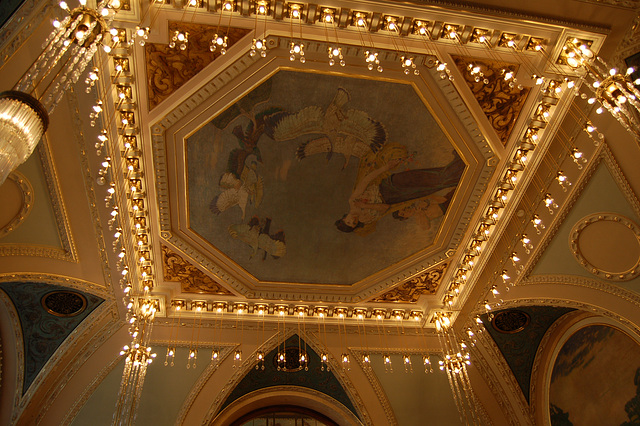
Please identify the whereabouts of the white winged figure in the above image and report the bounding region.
[271,88,387,169]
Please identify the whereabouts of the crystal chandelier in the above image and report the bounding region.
[562,38,640,140]
[0,91,49,185]
[434,312,482,425]
[114,299,157,424]
[0,0,113,185]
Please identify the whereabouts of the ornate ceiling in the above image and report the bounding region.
[2,0,640,424]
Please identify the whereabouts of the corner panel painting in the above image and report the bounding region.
[549,325,640,425]
[187,71,463,284]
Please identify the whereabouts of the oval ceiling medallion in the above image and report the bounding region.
[491,309,530,334]
[569,213,640,281]
[0,171,33,237]
[41,291,87,317]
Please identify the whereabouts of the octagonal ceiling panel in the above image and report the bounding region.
[185,70,464,285]
[153,41,494,301]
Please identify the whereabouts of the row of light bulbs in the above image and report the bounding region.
[169,299,424,321]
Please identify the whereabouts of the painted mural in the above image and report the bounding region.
[187,71,462,284]
[549,325,640,425]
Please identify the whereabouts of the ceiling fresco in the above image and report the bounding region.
[549,325,640,425]
[186,70,464,285]
[0,281,104,393]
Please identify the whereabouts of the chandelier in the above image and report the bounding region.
[562,38,640,140]
[0,0,114,185]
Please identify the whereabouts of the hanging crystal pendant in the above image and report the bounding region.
[210,34,228,54]
[250,38,267,57]
[328,46,345,67]
[0,91,49,185]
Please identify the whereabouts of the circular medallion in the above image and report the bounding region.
[569,213,640,281]
[0,171,33,237]
[492,310,530,334]
[41,291,87,317]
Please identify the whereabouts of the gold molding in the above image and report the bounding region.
[369,262,449,303]
[0,273,112,299]
[145,23,251,109]
[0,289,25,424]
[520,143,640,283]
[0,171,33,237]
[200,328,372,425]
[34,135,77,262]
[569,213,640,281]
[452,56,531,145]
[162,245,234,295]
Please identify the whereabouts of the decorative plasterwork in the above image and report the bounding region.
[66,88,112,286]
[469,332,531,426]
[0,139,77,262]
[349,348,409,426]
[521,274,640,309]
[201,328,371,425]
[569,213,640,281]
[369,262,448,303]
[171,343,236,425]
[0,289,24,423]
[145,23,250,109]
[0,0,53,67]
[452,56,531,145]
[528,310,585,425]
[151,40,495,302]
[521,143,640,283]
[0,171,33,237]
[34,303,119,425]
[480,306,574,402]
[0,273,112,300]
[162,245,234,295]
[0,282,105,394]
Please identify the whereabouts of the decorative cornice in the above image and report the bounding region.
[0,0,53,69]
[522,274,640,309]
[145,23,250,109]
[152,38,495,303]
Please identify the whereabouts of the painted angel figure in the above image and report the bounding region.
[335,149,465,234]
[210,155,263,220]
[270,88,387,169]
[228,216,286,259]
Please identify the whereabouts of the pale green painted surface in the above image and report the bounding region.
[0,152,62,248]
[532,163,640,294]
[73,348,209,425]
[370,354,462,426]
